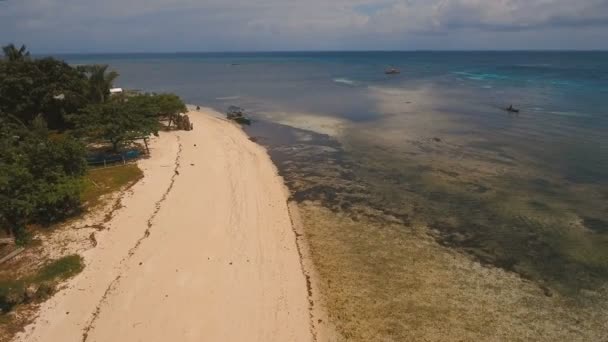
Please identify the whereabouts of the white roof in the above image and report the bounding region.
[110,88,123,93]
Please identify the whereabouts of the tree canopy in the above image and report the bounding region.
[151,93,187,116]
[71,94,161,151]
[78,64,120,104]
[147,93,187,127]
[0,56,89,129]
[0,114,86,239]
[2,44,30,62]
[0,43,188,240]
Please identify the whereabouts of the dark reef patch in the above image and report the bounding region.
[583,216,608,233]
[245,118,608,295]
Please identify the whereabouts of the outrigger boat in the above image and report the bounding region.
[226,106,252,125]
[506,104,520,113]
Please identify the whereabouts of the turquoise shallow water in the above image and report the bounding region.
[61,51,608,290]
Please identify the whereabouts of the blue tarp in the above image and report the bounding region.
[86,149,141,165]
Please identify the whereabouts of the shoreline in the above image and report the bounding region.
[286,202,338,342]
[14,109,320,342]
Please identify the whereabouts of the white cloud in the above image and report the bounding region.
[1,0,607,51]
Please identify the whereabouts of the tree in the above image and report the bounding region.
[150,93,187,128]
[0,44,187,242]
[72,95,160,152]
[0,114,86,239]
[0,54,90,129]
[78,64,119,103]
[2,44,30,62]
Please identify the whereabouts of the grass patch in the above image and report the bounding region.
[81,164,144,208]
[0,255,84,314]
[32,255,84,283]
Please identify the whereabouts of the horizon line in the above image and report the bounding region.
[35,48,608,55]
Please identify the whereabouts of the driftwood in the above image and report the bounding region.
[0,247,25,265]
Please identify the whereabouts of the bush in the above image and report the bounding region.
[0,255,83,313]
[0,115,86,237]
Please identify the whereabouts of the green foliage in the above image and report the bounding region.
[0,115,87,237]
[0,254,84,313]
[0,43,187,242]
[71,95,161,151]
[77,64,119,104]
[147,93,187,127]
[2,44,30,62]
[81,164,143,208]
[135,93,188,132]
[0,53,89,129]
[32,254,84,283]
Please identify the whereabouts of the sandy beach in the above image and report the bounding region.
[14,109,313,342]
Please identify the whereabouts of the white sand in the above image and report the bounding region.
[15,109,313,342]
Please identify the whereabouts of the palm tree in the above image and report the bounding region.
[83,64,119,103]
[2,44,31,61]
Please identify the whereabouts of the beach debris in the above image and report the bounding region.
[89,232,97,247]
[385,67,400,75]
[540,284,553,297]
[0,247,25,265]
[432,137,442,142]
[0,237,15,245]
[505,104,520,113]
[226,106,252,125]
[25,284,39,300]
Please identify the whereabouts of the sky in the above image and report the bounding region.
[1,0,607,53]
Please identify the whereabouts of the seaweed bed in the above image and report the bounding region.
[246,119,608,341]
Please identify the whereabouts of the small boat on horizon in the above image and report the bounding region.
[385,67,401,75]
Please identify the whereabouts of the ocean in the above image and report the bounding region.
[63,51,608,181]
[63,51,608,339]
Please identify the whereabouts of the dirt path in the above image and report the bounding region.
[15,109,313,342]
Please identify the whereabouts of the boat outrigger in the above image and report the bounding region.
[506,104,520,113]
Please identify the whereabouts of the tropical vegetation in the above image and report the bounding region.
[0,44,187,240]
